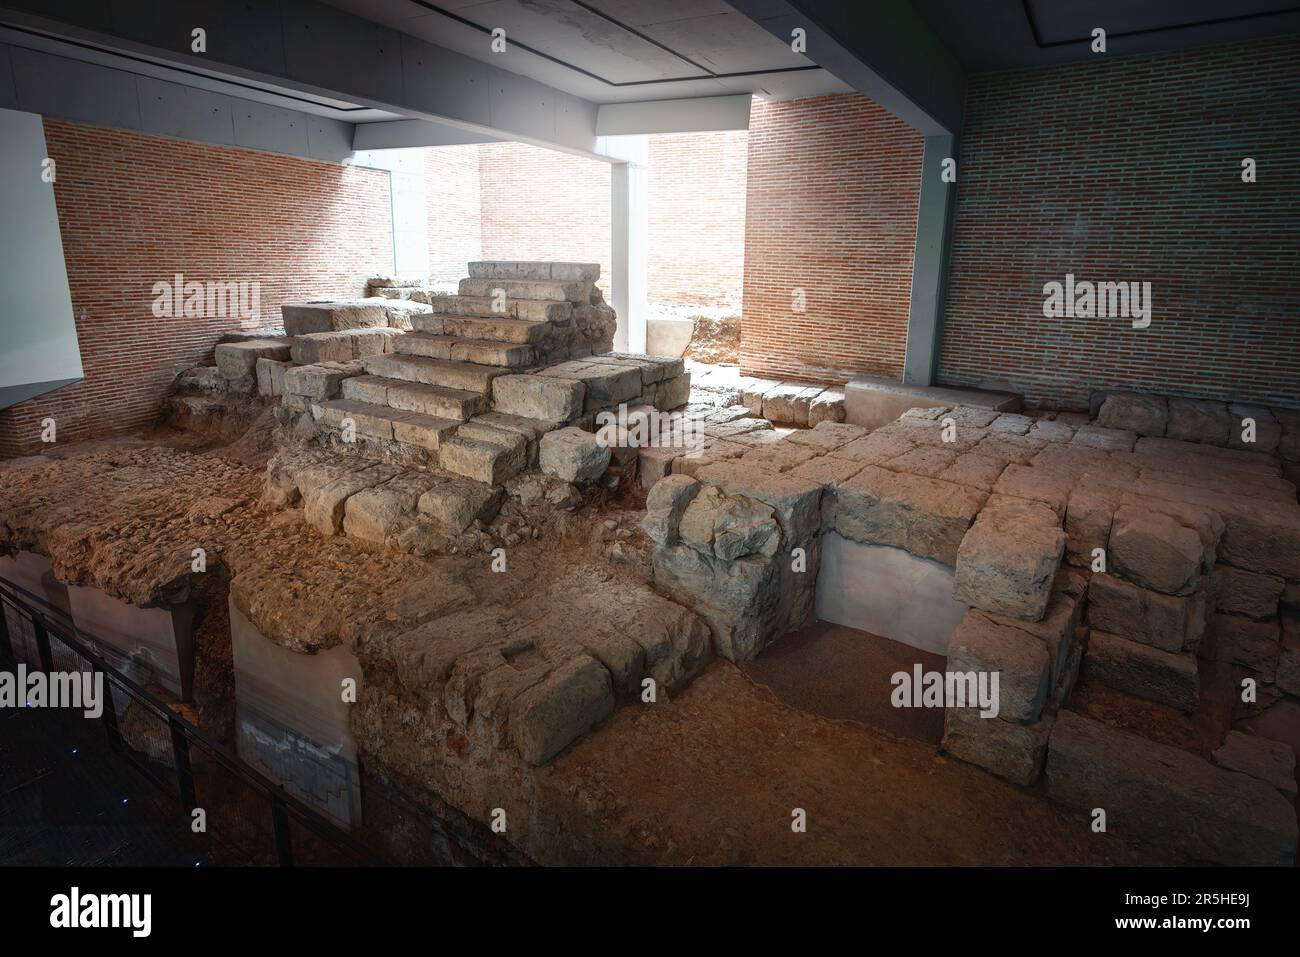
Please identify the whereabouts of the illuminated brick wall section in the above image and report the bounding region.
[939,35,1300,409]
[0,119,392,457]
[425,144,482,286]
[477,142,613,297]
[741,93,923,384]
[647,130,748,308]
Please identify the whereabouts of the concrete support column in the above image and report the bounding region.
[351,147,429,281]
[605,135,648,353]
[902,134,957,386]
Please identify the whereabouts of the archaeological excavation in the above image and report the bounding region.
[0,0,1297,929]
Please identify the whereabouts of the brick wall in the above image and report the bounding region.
[940,35,1300,409]
[647,131,748,308]
[740,93,924,384]
[0,119,392,457]
[477,142,612,296]
[425,144,482,287]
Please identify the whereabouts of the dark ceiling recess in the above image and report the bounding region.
[405,0,821,87]
[1023,0,1300,47]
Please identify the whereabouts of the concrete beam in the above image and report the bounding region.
[727,0,965,135]
[902,135,957,387]
[352,118,503,151]
[0,0,602,155]
[597,94,752,136]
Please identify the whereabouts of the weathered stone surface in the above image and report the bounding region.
[953,497,1064,621]
[215,339,291,379]
[1277,636,1300,696]
[301,463,401,537]
[1227,404,1281,453]
[282,361,363,400]
[988,412,1033,435]
[255,357,291,397]
[539,426,611,484]
[508,654,614,766]
[1087,573,1194,653]
[980,583,1084,687]
[830,466,986,565]
[469,260,600,282]
[693,463,823,545]
[1027,418,1075,443]
[947,611,1051,723]
[1086,630,1199,711]
[738,440,820,474]
[1212,731,1297,799]
[417,478,502,531]
[678,485,782,561]
[1212,564,1284,620]
[1097,393,1168,437]
[655,373,691,411]
[808,389,846,425]
[935,451,1009,492]
[883,445,959,478]
[788,455,864,486]
[762,384,821,426]
[942,705,1051,786]
[1072,424,1136,451]
[1109,505,1204,595]
[1166,397,1230,445]
[829,430,916,465]
[492,374,584,421]
[439,434,525,486]
[991,464,1073,517]
[1064,481,1119,567]
[1217,613,1281,678]
[342,471,439,544]
[290,327,397,364]
[642,474,700,546]
[282,300,391,336]
[1046,711,1297,865]
[651,543,781,661]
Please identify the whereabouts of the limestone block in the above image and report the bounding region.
[1072,424,1137,452]
[508,655,614,766]
[1166,397,1230,445]
[831,466,986,566]
[255,357,291,397]
[1097,392,1168,437]
[1212,731,1297,799]
[343,472,439,544]
[762,384,821,426]
[978,585,1083,687]
[789,455,864,486]
[935,451,1010,492]
[739,378,781,416]
[1086,573,1195,653]
[1212,564,1284,621]
[1227,404,1281,453]
[1217,613,1281,678]
[1086,630,1199,711]
[493,374,584,421]
[808,389,846,425]
[1277,636,1300,696]
[1027,419,1075,443]
[290,327,397,364]
[281,361,363,400]
[301,464,399,537]
[738,441,821,474]
[678,485,782,561]
[642,474,700,545]
[1064,481,1120,567]
[988,413,1033,435]
[282,300,390,336]
[947,611,1051,723]
[1046,711,1297,865]
[215,339,291,379]
[439,434,526,486]
[693,462,824,547]
[418,479,503,532]
[655,373,692,411]
[651,543,781,661]
[1110,505,1204,595]
[539,426,611,484]
[953,497,1064,621]
[942,705,1052,786]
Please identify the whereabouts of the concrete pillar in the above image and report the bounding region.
[606,135,648,353]
[902,134,957,386]
[351,147,429,281]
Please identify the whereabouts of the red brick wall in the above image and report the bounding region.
[0,119,392,457]
[647,131,747,308]
[477,142,612,296]
[425,144,482,287]
[939,36,1300,409]
[741,93,924,384]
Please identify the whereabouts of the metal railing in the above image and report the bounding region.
[0,574,385,866]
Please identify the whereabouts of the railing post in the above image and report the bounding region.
[170,716,198,813]
[32,619,53,674]
[0,597,14,664]
[97,666,121,749]
[271,797,294,866]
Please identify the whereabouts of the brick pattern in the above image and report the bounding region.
[940,35,1300,409]
[0,119,392,457]
[425,144,482,287]
[477,142,613,297]
[741,93,923,385]
[647,130,748,308]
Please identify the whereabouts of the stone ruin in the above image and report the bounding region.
[639,393,1300,865]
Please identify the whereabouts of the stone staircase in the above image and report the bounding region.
[302,261,617,487]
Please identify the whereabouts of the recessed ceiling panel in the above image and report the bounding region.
[1028,0,1298,44]
[640,11,813,74]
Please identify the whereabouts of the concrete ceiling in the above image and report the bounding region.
[321,0,850,101]
[912,0,1300,72]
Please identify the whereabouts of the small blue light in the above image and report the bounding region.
[120,797,129,805]
[70,747,79,755]
[193,860,202,867]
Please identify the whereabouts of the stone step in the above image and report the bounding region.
[420,295,573,324]
[363,353,505,394]
[437,425,528,486]
[468,260,600,282]
[341,374,484,421]
[393,332,536,368]
[310,399,460,451]
[459,277,592,304]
